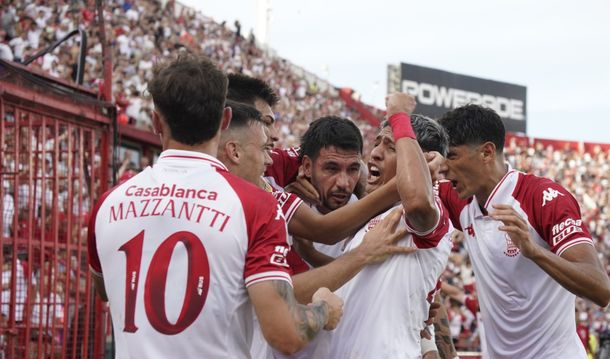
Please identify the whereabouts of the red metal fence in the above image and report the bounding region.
[0,61,112,358]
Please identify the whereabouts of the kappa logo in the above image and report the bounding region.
[270,245,290,268]
[542,187,564,206]
[275,204,285,221]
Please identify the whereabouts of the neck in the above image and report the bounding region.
[475,159,508,208]
[163,138,219,158]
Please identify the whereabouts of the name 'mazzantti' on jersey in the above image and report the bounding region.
[108,183,229,230]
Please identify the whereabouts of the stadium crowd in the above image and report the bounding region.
[1,0,610,357]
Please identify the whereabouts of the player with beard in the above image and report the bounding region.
[216,100,418,359]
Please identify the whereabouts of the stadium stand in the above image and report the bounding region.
[1,0,609,357]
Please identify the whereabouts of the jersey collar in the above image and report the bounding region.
[480,162,516,215]
[157,149,228,171]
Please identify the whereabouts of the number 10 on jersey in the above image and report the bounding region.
[119,230,210,335]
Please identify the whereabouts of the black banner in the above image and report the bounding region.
[399,63,527,133]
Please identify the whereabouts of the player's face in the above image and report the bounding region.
[443,144,485,199]
[366,126,397,195]
[254,97,279,149]
[238,122,273,184]
[306,146,361,212]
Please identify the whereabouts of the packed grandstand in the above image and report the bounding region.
[1,0,609,357]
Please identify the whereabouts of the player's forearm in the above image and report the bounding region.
[530,245,610,307]
[251,280,330,354]
[299,180,399,244]
[292,250,366,304]
[395,137,437,232]
[433,295,457,359]
[273,281,329,347]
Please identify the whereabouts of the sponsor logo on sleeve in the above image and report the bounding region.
[542,187,565,206]
[551,218,584,246]
[270,245,290,267]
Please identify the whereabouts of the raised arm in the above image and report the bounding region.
[288,178,400,244]
[248,282,342,354]
[387,93,438,233]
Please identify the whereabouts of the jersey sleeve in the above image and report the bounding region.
[243,195,293,287]
[263,147,301,189]
[272,191,304,224]
[437,181,468,231]
[404,196,452,249]
[87,187,117,275]
[518,175,593,256]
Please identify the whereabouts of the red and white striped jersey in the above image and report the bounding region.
[87,149,292,359]
[438,166,591,359]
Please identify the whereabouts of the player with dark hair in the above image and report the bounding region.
[87,54,343,358]
[216,100,414,358]
[323,93,453,358]
[436,104,610,358]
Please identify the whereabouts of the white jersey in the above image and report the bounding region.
[327,199,452,359]
[310,194,358,260]
[438,166,592,359]
[88,150,292,359]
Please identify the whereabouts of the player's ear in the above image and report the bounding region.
[302,155,313,179]
[225,140,240,164]
[220,106,232,131]
[151,110,163,137]
[480,142,497,163]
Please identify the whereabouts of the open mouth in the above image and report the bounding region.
[367,163,381,184]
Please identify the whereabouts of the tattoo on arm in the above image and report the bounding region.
[434,316,456,359]
[273,280,329,342]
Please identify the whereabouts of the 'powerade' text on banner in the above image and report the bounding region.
[399,63,527,133]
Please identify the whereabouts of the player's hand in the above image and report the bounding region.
[312,287,343,330]
[425,151,446,182]
[358,208,416,265]
[425,301,441,326]
[490,204,540,259]
[285,166,320,205]
[385,93,417,117]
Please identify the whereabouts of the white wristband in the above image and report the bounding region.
[420,325,437,354]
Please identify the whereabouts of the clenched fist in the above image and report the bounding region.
[386,93,417,117]
[312,287,344,330]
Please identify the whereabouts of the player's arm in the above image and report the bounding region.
[432,293,458,359]
[292,237,335,268]
[388,93,438,233]
[248,282,342,354]
[440,282,466,304]
[291,208,414,303]
[491,199,610,307]
[90,270,108,302]
[288,178,400,244]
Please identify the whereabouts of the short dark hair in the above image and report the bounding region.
[381,114,449,156]
[437,104,505,153]
[227,73,279,107]
[225,100,263,130]
[148,54,227,145]
[300,116,363,160]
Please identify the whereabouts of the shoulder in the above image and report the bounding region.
[218,170,278,210]
[513,172,575,207]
